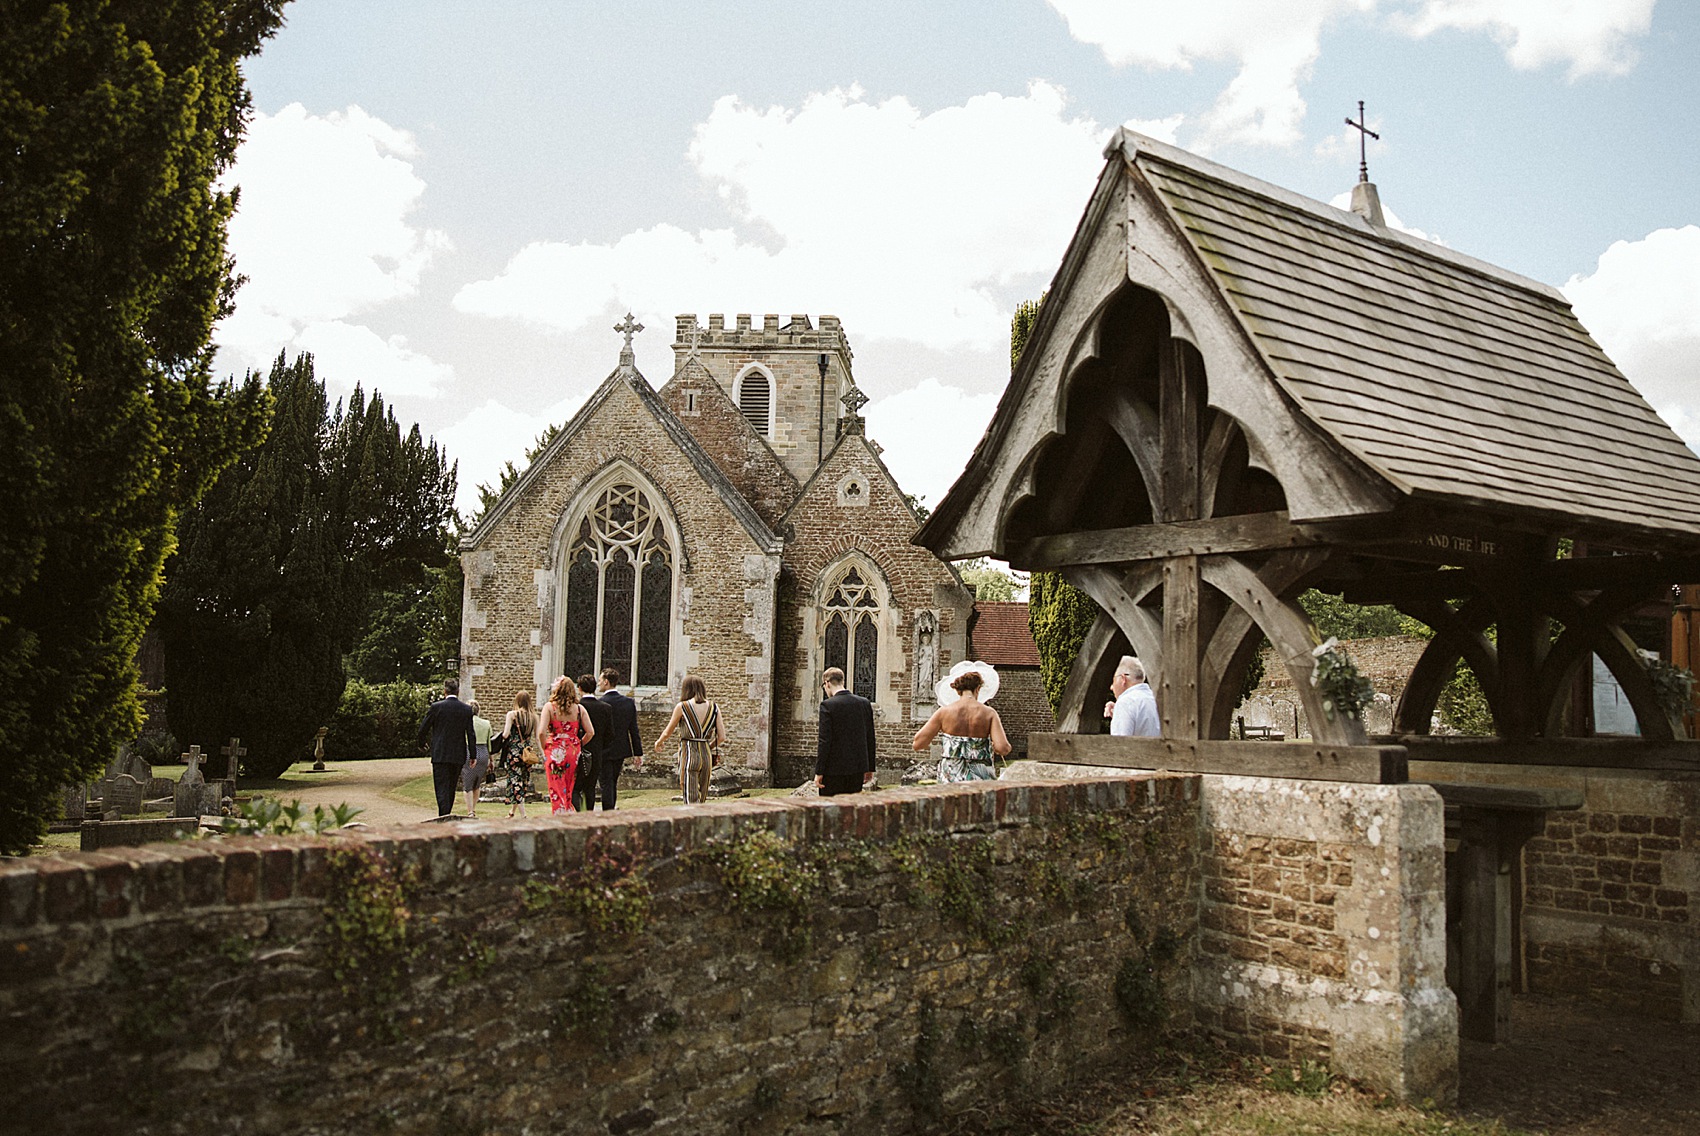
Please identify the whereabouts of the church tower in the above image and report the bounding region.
[670,313,855,484]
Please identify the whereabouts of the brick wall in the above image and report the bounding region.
[657,359,799,530]
[1411,761,1700,1022]
[1236,635,1430,738]
[993,668,1056,759]
[0,777,1200,1135]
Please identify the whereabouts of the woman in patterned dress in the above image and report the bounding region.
[539,676,595,814]
[498,690,538,819]
[912,667,1010,781]
[654,674,725,804]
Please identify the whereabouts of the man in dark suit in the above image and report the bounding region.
[574,674,613,812]
[416,678,477,817]
[594,667,644,810]
[815,667,876,796]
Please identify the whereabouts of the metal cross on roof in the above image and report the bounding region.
[840,384,869,417]
[1345,100,1380,184]
[615,312,644,365]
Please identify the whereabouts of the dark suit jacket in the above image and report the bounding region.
[579,694,613,773]
[597,689,644,762]
[816,690,877,778]
[417,696,477,766]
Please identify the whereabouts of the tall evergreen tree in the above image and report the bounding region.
[158,353,456,778]
[0,0,287,852]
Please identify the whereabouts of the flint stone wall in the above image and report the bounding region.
[1008,762,1457,1104]
[0,777,1199,1136]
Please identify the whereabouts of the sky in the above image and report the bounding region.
[217,0,1700,521]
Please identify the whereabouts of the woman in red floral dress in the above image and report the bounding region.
[539,676,595,814]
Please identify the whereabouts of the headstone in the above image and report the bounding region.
[174,747,207,818]
[219,737,246,786]
[145,777,176,800]
[61,784,87,823]
[106,774,144,816]
[124,754,154,784]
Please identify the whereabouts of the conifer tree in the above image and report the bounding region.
[0,0,287,852]
[158,353,457,778]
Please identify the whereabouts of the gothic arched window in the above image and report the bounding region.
[561,483,673,686]
[737,369,772,436]
[823,566,880,701]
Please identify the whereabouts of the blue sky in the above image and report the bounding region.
[217,0,1699,517]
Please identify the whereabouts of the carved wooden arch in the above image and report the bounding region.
[1541,589,1680,741]
[1393,597,1502,735]
[1198,548,1333,738]
[1052,612,1132,734]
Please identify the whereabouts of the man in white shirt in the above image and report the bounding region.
[1103,656,1161,737]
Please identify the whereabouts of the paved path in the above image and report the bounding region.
[260,757,436,828]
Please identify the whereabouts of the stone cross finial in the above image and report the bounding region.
[683,319,704,363]
[180,745,205,781]
[1345,99,1379,184]
[840,385,869,417]
[615,312,644,366]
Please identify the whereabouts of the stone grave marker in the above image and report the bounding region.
[124,753,154,784]
[219,737,246,786]
[60,783,87,823]
[145,776,176,800]
[173,746,207,817]
[106,773,144,817]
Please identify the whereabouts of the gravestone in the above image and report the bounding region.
[60,784,87,823]
[173,746,206,818]
[200,778,235,816]
[106,774,144,817]
[124,754,154,784]
[145,776,176,800]
[218,737,246,786]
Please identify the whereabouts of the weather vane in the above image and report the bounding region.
[1345,100,1379,184]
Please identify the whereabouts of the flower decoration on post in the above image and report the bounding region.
[1309,633,1375,723]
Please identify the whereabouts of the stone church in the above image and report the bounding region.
[457,313,976,785]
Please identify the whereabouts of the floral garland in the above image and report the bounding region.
[1309,635,1375,723]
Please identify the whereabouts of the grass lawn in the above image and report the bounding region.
[386,773,798,811]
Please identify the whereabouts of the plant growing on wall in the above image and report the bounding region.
[1309,636,1375,722]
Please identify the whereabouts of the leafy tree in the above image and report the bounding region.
[158,353,457,778]
[348,550,463,684]
[958,559,1025,603]
[1029,569,1102,714]
[0,0,287,853]
[1298,590,1417,640]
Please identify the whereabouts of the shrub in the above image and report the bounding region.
[324,680,436,761]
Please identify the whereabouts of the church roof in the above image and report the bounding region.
[460,363,783,554]
[1115,130,1700,537]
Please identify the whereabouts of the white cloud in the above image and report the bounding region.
[1395,0,1656,77]
[438,393,592,518]
[454,83,1108,352]
[1046,0,1374,147]
[1564,225,1700,453]
[215,103,454,395]
[862,378,1001,513]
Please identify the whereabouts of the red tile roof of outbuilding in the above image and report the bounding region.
[970,602,1041,667]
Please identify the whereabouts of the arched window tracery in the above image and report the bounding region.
[822,565,881,701]
[561,483,673,685]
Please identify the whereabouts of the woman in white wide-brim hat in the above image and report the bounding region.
[912,660,1011,781]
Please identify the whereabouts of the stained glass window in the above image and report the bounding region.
[823,564,882,702]
[561,483,675,684]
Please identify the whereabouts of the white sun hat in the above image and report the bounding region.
[935,659,1000,706]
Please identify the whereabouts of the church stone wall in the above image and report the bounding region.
[772,431,975,785]
[460,377,781,776]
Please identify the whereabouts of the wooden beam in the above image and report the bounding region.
[1199,548,1334,738]
[1054,612,1127,734]
[1163,555,1202,739]
[1198,410,1239,520]
[1383,735,1700,771]
[1027,733,1409,784]
[1103,386,1163,522]
[1066,564,1163,688]
[1011,510,1313,570]
[1158,338,1201,523]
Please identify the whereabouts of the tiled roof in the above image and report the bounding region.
[971,602,1041,667]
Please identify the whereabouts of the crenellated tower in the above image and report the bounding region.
[671,313,855,484]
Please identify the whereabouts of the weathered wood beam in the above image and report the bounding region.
[1162,555,1202,739]
[1065,564,1163,688]
[1158,339,1201,523]
[1054,612,1127,735]
[1393,598,1501,735]
[1201,554,1368,746]
[1027,733,1409,784]
[1534,585,1658,736]
[1103,386,1162,522]
[1011,510,1314,571]
[1198,410,1239,521]
[1385,735,1700,772]
[1199,548,1334,738]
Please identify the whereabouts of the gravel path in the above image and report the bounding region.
[257,757,436,828]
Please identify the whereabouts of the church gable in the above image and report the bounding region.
[771,423,975,783]
[658,358,800,530]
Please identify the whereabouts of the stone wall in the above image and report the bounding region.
[1007,762,1457,1103]
[1410,760,1700,1023]
[1235,636,1430,739]
[0,777,1201,1135]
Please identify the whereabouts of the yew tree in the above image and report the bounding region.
[0,0,288,852]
